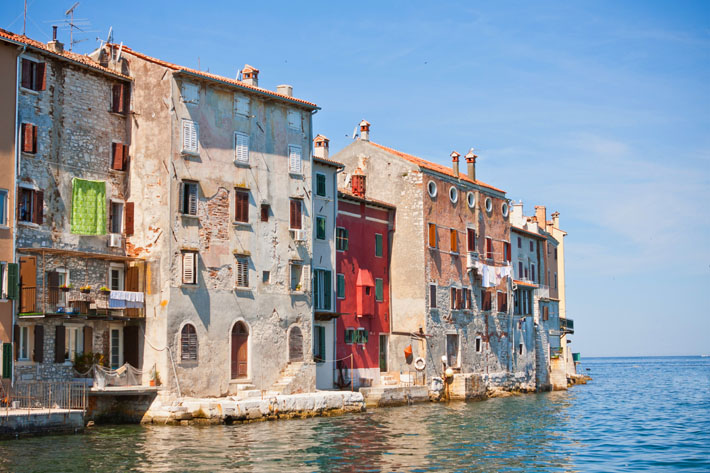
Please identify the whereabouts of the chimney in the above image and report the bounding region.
[313,134,330,160]
[450,151,460,177]
[465,148,477,181]
[551,211,560,229]
[276,84,293,97]
[47,26,64,54]
[535,206,547,228]
[351,170,366,197]
[241,64,259,87]
[359,120,370,141]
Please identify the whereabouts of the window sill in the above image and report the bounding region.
[233,160,251,168]
[108,111,130,118]
[20,87,40,95]
[0,225,9,230]
[179,361,198,368]
[234,286,252,293]
[289,171,304,178]
[232,221,251,229]
[181,150,200,158]
[17,221,40,229]
[21,151,37,158]
[109,168,127,173]
[180,214,199,220]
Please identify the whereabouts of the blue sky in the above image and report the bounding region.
[2,1,708,356]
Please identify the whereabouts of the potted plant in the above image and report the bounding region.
[150,368,161,387]
[60,283,72,292]
[80,285,91,294]
[98,286,111,294]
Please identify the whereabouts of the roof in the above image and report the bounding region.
[0,28,130,81]
[314,156,344,169]
[368,142,505,194]
[511,225,547,240]
[118,45,318,109]
[338,188,396,210]
[356,269,374,287]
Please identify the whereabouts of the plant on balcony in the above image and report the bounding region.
[73,352,107,378]
[98,286,111,294]
[150,368,161,387]
[60,283,73,292]
[80,285,92,294]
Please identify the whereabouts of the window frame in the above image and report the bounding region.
[288,145,302,174]
[180,323,198,362]
[375,233,383,257]
[234,189,249,223]
[109,200,124,235]
[181,181,199,216]
[315,173,327,197]
[235,254,249,289]
[336,273,345,299]
[182,251,198,285]
[336,227,349,251]
[18,325,30,361]
[20,57,45,92]
[0,189,7,226]
[234,131,250,164]
[316,216,327,240]
[427,180,437,198]
[289,261,304,292]
[109,263,125,292]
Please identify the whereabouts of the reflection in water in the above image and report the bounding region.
[2,357,709,472]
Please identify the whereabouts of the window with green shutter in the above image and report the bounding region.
[357,328,368,344]
[2,343,11,378]
[316,216,326,240]
[345,328,354,344]
[336,273,345,299]
[313,325,326,362]
[375,233,383,257]
[336,227,348,251]
[375,278,384,301]
[316,173,326,197]
[6,263,18,300]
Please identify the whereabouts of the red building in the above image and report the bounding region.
[335,180,395,388]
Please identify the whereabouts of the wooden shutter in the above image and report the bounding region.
[290,199,302,229]
[37,62,46,91]
[450,287,456,309]
[235,133,249,163]
[486,238,492,259]
[112,143,124,170]
[13,325,19,360]
[122,144,129,170]
[34,190,43,225]
[289,145,301,174]
[235,191,248,222]
[83,325,93,354]
[260,204,269,222]
[112,84,123,113]
[428,223,436,248]
[21,59,32,89]
[451,229,458,253]
[181,325,197,361]
[543,306,549,321]
[122,83,130,113]
[124,202,134,235]
[467,228,475,252]
[33,325,44,362]
[47,270,59,305]
[506,242,511,262]
[182,252,195,284]
[54,325,65,363]
[22,123,34,153]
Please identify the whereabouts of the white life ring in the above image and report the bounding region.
[414,357,426,371]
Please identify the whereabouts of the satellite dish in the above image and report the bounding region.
[352,125,358,140]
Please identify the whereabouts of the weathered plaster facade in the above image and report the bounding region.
[101,44,319,396]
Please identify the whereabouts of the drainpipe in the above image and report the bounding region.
[309,109,317,365]
[11,44,27,388]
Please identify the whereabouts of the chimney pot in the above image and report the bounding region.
[47,26,64,53]
[276,84,293,97]
[313,134,330,160]
[450,151,460,177]
[241,64,259,87]
[352,171,366,197]
[465,148,477,181]
[359,120,370,141]
[52,26,57,41]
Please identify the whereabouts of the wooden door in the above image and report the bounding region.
[19,256,37,313]
[379,335,388,372]
[231,322,248,379]
[288,326,303,362]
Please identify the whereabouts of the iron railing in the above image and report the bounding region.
[3,381,88,413]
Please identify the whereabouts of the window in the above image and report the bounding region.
[0,189,7,226]
[518,237,522,248]
[336,227,348,251]
[345,328,355,344]
[375,233,383,257]
[290,262,303,291]
[181,324,198,361]
[554,248,558,260]
[289,199,302,229]
[430,284,437,309]
[427,181,437,198]
[109,201,123,234]
[18,326,29,361]
[288,145,302,174]
[555,273,558,289]
[524,266,529,279]
[497,292,507,313]
[316,216,326,240]
[316,173,327,197]
[336,273,345,299]
[450,229,458,254]
[467,228,476,253]
[518,344,523,355]
[234,132,249,164]
[262,271,270,283]
[181,181,198,216]
[462,288,470,309]
[111,83,130,114]
[547,270,551,286]
[235,189,249,223]
[110,327,122,369]
[313,325,326,363]
[182,251,197,285]
[502,202,509,217]
[446,334,459,368]
[542,305,549,321]
[428,223,437,248]
[182,119,198,154]
[449,186,458,204]
[235,255,249,288]
[21,123,37,154]
[485,237,493,260]
[375,278,383,302]
[529,241,534,251]
[18,187,43,224]
[64,326,84,362]
[356,328,368,345]
[475,336,482,353]
[287,110,301,131]
[261,204,270,222]
[518,261,523,279]
[111,142,129,171]
[110,264,125,291]
[504,242,511,262]
[485,197,492,212]
[467,191,475,208]
[450,287,458,309]
[314,269,332,310]
[481,290,492,311]
[531,264,536,283]
[181,82,199,104]
[234,94,249,117]
[20,58,45,91]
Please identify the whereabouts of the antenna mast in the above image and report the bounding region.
[23,0,27,35]
[65,2,80,51]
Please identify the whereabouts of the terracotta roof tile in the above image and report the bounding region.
[368,142,505,194]
[314,156,344,168]
[338,188,396,210]
[119,46,317,109]
[0,28,130,80]
[514,279,539,288]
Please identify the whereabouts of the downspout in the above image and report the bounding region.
[309,109,317,363]
[11,44,27,387]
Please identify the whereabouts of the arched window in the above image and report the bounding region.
[181,324,198,361]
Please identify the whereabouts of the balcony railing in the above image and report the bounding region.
[19,286,37,313]
[560,317,574,334]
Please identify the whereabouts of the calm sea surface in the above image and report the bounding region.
[1,356,709,472]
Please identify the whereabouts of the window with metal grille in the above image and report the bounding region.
[235,132,249,163]
[336,227,348,251]
[316,173,327,197]
[181,181,198,216]
[288,145,302,174]
[182,119,198,153]
[181,324,198,361]
[235,255,249,288]
[235,189,249,223]
[182,251,197,285]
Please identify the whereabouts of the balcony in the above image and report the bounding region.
[560,317,574,334]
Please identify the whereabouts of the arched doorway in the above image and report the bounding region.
[288,326,304,362]
[231,322,248,379]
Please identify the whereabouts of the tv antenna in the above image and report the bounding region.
[46,2,97,51]
[65,2,81,50]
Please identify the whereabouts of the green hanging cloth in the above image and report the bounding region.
[71,178,107,235]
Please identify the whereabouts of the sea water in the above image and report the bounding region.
[1,356,708,472]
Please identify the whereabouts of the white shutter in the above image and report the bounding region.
[188,183,198,216]
[182,120,198,153]
[182,252,195,284]
[235,132,249,163]
[235,257,249,288]
[289,145,302,174]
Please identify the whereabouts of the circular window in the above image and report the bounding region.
[449,186,458,204]
[485,197,493,213]
[427,181,437,198]
[502,202,509,217]
[467,191,476,209]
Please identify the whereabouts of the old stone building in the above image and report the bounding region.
[331,122,533,390]
[1,28,146,383]
[91,44,319,396]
